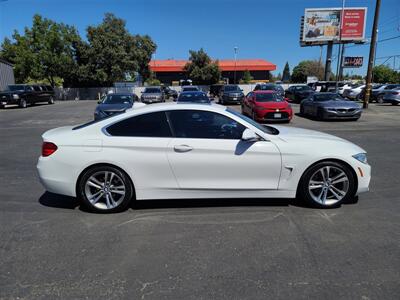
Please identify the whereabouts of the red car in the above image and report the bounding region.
[241,90,293,123]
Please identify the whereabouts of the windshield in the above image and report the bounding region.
[7,85,26,91]
[255,93,283,102]
[183,87,198,91]
[224,85,240,92]
[144,88,161,93]
[103,94,133,104]
[178,93,209,103]
[226,108,279,135]
[314,93,345,101]
[294,86,312,91]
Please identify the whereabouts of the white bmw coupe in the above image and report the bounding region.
[37,103,371,213]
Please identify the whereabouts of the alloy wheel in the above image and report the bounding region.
[84,171,126,210]
[308,166,349,206]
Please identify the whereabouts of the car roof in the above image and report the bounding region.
[125,102,223,114]
[253,90,276,94]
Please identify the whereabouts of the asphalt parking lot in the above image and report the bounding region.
[1,100,399,299]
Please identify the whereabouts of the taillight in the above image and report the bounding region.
[42,142,58,157]
[392,92,399,95]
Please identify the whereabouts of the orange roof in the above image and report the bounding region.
[149,59,276,72]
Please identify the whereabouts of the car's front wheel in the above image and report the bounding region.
[78,165,134,213]
[48,96,55,104]
[298,161,356,208]
[19,98,27,108]
[377,95,384,104]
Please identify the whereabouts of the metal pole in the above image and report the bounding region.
[324,41,333,81]
[234,46,238,84]
[364,0,381,109]
[335,0,346,92]
[339,44,346,81]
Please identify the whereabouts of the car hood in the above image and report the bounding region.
[317,100,361,108]
[255,101,290,109]
[96,103,132,112]
[271,126,365,153]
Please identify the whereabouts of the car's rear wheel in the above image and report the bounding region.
[78,165,134,213]
[19,98,27,108]
[300,105,305,116]
[298,161,356,208]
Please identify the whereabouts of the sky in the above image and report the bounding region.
[0,0,399,76]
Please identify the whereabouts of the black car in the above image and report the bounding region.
[218,85,244,104]
[254,83,284,97]
[209,84,224,98]
[0,84,55,108]
[300,92,362,121]
[161,86,178,100]
[177,91,211,104]
[94,93,137,120]
[285,85,314,103]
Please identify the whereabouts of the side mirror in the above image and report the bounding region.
[97,100,102,104]
[241,129,259,142]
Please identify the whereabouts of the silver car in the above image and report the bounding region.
[383,87,400,105]
[140,87,165,104]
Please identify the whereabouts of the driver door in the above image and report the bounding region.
[166,109,281,190]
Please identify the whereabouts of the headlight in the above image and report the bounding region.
[353,153,368,164]
[12,94,20,99]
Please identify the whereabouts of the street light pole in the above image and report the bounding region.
[234,46,238,84]
[335,0,346,92]
[364,0,382,109]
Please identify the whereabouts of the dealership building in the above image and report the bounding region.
[0,59,15,91]
[149,59,276,85]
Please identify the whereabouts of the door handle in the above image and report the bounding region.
[174,145,193,153]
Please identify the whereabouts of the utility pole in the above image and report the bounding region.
[324,41,333,81]
[364,0,381,108]
[234,46,238,84]
[335,0,346,91]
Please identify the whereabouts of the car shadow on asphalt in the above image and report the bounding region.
[38,192,358,212]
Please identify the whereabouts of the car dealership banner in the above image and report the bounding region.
[303,7,367,43]
[343,56,364,68]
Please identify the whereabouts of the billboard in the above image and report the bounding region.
[303,7,367,43]
[343,56,364,68]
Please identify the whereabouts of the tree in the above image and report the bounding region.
[372,65,398,83]
[282,62,291,82]
[291,60,325,83]
[69,13,156,87]
[0,14,81,86]
[184,48,221,85]
[240,70,253,84]
[145,71,161,86]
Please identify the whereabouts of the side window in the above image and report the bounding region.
[106,111,172,137]
[168,110,246,140]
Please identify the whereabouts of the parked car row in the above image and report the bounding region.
[0,84,55,108]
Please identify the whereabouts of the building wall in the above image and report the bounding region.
[154,70,270,85]
[0,60,15,91]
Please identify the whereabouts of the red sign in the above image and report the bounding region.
[341,9,366,40]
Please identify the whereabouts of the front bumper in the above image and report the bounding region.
[222,95,244,103]
[141,98,163,104]
[255,110,293,122]
[354,162,371,195]
[322,109,362,120]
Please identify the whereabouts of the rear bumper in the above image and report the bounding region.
[222,95,244,103]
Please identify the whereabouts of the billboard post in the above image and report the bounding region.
[324,42,333,81]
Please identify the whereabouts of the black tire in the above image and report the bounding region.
[300,105,305,116]
[392,102,399,106]
[48,96,55,104]
[298,161,356,208]
[377,95,384,104]
[19,98,27,108]
[316,108,324,120]
[78,165,134,213]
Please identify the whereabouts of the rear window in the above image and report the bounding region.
[106,112,172,137]
[144,88,161,93]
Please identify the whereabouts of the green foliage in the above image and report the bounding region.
[145,71,161,86]
[282,62,291,82]
[0,15,80,86]
[0,13,157,87]
[291,60,327,83]
[372,65,399,83]
[240,70,253,84]
[184,48,221,85]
